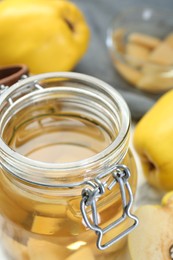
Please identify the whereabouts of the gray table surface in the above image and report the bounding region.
[71,0,173,120]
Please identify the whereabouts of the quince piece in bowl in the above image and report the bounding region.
[128,192,173,260]
[107,7,173,93]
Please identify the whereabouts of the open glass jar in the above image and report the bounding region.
[0,72,138,260]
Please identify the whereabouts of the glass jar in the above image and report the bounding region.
[0,72,138,260]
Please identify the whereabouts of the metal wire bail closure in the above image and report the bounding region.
[80,164,139,250]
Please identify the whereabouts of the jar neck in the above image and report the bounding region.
[0,72,130,187]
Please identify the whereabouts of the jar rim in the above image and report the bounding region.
[0,72,130,174]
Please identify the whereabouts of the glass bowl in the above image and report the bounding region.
[106,6,173,94]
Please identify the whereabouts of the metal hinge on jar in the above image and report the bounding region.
[0,65,44,102]
[0,84,14,106]
[0,76,44,107]
[80,164,139,250]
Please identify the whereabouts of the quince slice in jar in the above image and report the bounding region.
[28,239,68,260]
[1,233,29,260]
[65,246,95,260]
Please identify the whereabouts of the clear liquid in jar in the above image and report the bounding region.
[7,114,112,164]
[0,101,134,260]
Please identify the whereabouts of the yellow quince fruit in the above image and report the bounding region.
[0,0,90,74]
[128,192,173,260]
[133,89,173,190]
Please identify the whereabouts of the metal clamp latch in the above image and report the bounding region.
[80,164,139,250]
[0,76,44,106]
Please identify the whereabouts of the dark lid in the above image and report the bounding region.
[0,65,29,86]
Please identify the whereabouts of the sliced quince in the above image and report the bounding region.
[128,192,173,260]
[27,238,68,259]
[129,33,161,49]
[1,233,29,260]
[65,246,95,260]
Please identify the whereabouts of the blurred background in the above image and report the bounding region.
[71,0,173,120]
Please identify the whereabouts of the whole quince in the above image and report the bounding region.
[128,192,173,260]
[133,89,173,191]
[0,0,90,74]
